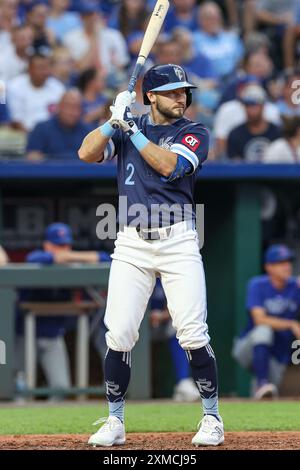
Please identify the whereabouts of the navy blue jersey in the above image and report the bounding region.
[240,275,300,363]
[104,114,209,228]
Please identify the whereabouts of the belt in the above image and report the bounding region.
[136,226,172,241]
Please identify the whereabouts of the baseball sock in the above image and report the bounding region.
[252,344,270,386]
[104,349,131,423]
[186,345,220,420]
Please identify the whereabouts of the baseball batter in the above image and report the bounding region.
[79,64,224,447]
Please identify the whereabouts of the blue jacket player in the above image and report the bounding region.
[233,244,300,399]
[79,64,224,447]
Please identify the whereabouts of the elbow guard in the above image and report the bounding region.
[161,155,193,182]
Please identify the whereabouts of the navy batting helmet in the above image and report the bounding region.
[142,64,196,107]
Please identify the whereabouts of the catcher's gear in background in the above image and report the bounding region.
[142,64,196,107]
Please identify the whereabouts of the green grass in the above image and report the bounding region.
[0,401,299,435]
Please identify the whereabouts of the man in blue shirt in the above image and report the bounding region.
[79,64,224,447]
[26,89,92,160]
[16,222,110,399]
[233,244,300,399]
[193,2,243,79]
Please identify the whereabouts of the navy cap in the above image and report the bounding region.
[237,74,260,92]
[240,84,266,105]
[264,244,295,264]
[45,223,73,245]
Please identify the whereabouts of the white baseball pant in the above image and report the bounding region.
[104,221,210,352]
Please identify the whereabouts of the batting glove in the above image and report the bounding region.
[109,103,128,125]
[110,107,139,136]
[109,90,137,129]
[114,90,136,109]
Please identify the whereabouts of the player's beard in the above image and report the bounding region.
[156,99,186,119]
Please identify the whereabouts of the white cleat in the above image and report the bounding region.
[88,416,126,447]
[173,378,199,402]
[192,415,224,447]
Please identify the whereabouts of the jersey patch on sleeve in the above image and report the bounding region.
[181,134,201,151]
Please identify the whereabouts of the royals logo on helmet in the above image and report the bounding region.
[174,66,184,81]
[182,134,200,151]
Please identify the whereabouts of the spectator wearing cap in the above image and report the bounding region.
[0,24,34,82]
[227,84,282,162]
[7,50,65,132]
[46,0,81,43]
[232,244,300,399]
[62,1,129,77]
[16,222,111,400]
[263,116,300,163]
[25,1,56,49]
[214,80,281,159]
[193,1,244,80]
[26,89,92,160]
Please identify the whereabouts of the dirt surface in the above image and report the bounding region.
[0,432,299,450]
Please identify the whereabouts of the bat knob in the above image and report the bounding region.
[112,123,120,130]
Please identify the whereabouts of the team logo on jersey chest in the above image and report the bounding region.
[182,134,200,151]
[159,136,173,149]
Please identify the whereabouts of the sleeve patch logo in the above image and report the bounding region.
[181,134,200,151]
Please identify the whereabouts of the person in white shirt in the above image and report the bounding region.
[63,2,129,76]
[214,80,281,159]
[0,24,34,82]
[263,116,300,163]
[7,49,65,132]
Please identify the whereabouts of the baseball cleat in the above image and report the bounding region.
[254,382,278,400]
[88,416,126,447]
[192,415,224,446]
[173,378,199,402]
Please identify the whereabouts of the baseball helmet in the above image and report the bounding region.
[142,64,196,107]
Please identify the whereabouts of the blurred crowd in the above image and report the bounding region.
[1,0,300,161]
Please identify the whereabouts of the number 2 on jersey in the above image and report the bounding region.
[125,163,135,185]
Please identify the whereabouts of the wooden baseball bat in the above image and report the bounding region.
[127,0,170,93]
